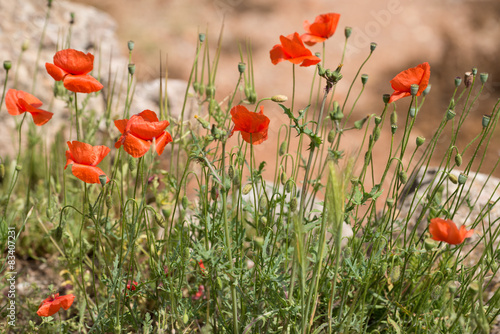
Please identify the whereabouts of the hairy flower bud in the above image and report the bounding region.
[271,95,288,103]
[242,183,252,195]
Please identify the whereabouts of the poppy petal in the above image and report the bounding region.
[67,141,110,166]
[5,89,23,115]
[58,294,75,310]
[137,109,160,122]
[128,116,169,140]
[270,44,287,65]
[114,119,129,134]
[45,62,68,81]
[63,74,103,93]
[53,49,94,75]
[71,164,109,184]
[155,131,173,156]
[388,91,410,103]
[18,99,53,126]
[122,133,152,158]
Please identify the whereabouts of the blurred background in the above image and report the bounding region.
[2,0,500,177]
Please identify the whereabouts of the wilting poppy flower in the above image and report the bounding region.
[429,218,474,245]
[45,49,103,93]
[389,62,430,103]
[37,293,75,317]
[270,32,321,67]
[65,141,110,184]
[114,110,172,158]
[230,105,270,145]
[301,13,341,46]
[5,89,53,126]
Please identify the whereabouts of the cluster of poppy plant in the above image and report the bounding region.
[4,12,474,319]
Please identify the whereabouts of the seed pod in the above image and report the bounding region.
[344,26,352,38]
[386,198,394,208]
[238,62,246,74]
[391,125,397,135]
[458,173,467,185]
[416,136,425,147]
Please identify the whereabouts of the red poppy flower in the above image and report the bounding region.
[429,218,474,245]
[230,105,270,145]
[114,110,172,158]
[126,280,138,291]
[389,62,431,103]
[37,293,75,317]
[64,141,110,184]
[45,49,103,93]
[301,13,341,46]
[192,285,205,300]
[270,32,321,67]
[5,89,53,126]
[199,260,206,273]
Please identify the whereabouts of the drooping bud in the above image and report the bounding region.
[271,95,288,103]
[259,195,268,212]
[228,165,234,180]
[279,141,287,156]
[105,194,113,209]
[21,39,30,52]
[373,127,381,142]
[354,116,368,130]
[182,195,189,209]
[327,129,336,143]
[154,213,164,228]
[0,163,4,183]
[398,170,408,184]
[242,183,252,195]
[448,174,458,184]
[455,153,462,167]
[289,197,297,212]
[211,185,219,201]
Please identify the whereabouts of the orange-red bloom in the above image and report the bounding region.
[45,49,103,93]
[5,89,53,126]
[230,105,270,145]
[270,32,321,67]
[301,13,341,46]
[429,218,474,245]
[389,62,431,103]
[114,110,172,158]
[65,141,110,184]
[37,293,75,317]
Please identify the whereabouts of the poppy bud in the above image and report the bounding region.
[472,68,478,76]
[280,171,287,185]
[422,84,431,96]
[259,195,268,212]
[182,195,189,209]
[431,285,442,301]
[424,238,437,251]
[345,26,352,38]
[279,141,287,156]
[446,109,456,120]
[105,194,113,209]
[448,174,458,184]
[391,125,397,135]
[285,179,294,193]
[232,169,240,187]
[390,265,400,282]
[468,281,479,295]
[370,42,377,53]
[193,82,199,93]
[128,64,136,75]
[318,64,326,77]
[211,185,219,201]
[398,170,408,184]
[54,226,63,241]
[199,33,206,43]
[21,39,29,51]
[47,0,53,8]
[410,84,419,96]
[259,216,267,226]
[289,197,297,212]
[198,83,205,95]
[458,173,467,185]
[390,111,397,126]
[228,165,234,180]
[162,206,172,219]
[361,74,369,85]
[448,281,459,294]
[480,73,488,84]
[343,246,352,259]
[0,163,4,183]
[205,85,215,99]
[242,183,252,195]
[127,40,135,51]
[374,116,382,125]
[383,94,390,104]
[482,114,491,128]
[386,198,394,208]
[69,12,75,25]
[464,72,473,88]
[416,136,425,147]
[248,91,257,104]
[238,62,246,74]
[327,129,335,143]
[454,77,462,87]
[3,60,11,71]
[271,95,288,103]
[373,127,381,142]
[354,116,368,130]
[154,213,164,228]
[455,153,462,167]
[128,156,137,172]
